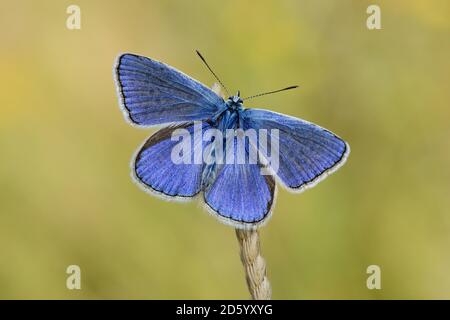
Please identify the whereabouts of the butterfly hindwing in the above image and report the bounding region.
[134,122,211,199]
[203,134,276,227]
[115,53,224,126]
[242,108,349,191]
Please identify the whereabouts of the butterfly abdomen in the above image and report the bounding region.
[201,140,219,190]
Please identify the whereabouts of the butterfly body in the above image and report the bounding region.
[114,53,350,229]
[201,105,239,190]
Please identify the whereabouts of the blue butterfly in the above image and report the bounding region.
[114,52,350,229]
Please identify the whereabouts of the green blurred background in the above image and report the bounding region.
[1,0,449,299]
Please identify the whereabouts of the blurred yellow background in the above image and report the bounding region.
[1,0,449,299]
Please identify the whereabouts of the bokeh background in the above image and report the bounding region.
[1,0,449,299]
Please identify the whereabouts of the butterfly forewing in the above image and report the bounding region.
[243,108,349,191]
[115,53,224,126]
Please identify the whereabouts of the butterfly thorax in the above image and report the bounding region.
[225,93,244,112]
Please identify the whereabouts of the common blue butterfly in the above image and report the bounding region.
[114,52,350,229]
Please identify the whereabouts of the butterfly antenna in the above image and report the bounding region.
[242,85,299,100]
[196,50,230,96]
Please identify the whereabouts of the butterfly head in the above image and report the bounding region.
[226,91,244,110]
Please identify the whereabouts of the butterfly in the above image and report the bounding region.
[114,51,350,229]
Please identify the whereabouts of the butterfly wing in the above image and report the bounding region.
[133,122,211,199]
[242,109,349,191]
[114,53,225,126]
[203,135,276,227]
